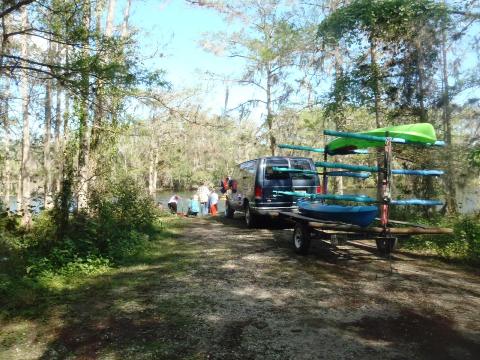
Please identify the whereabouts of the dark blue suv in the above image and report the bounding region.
[224,156,321,227]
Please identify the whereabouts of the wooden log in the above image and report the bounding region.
[307,222,453,235]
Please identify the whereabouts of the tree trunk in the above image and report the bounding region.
[1,14,11,208]
[77,2,91,211]
[441,21,457,214]
[333,47,344,195]
[54,78,62,194]
[91,0,104,151]
[43,78,52,209]
[266,67,275,156]
[105,0,116,36]
[20,6,31,226]
[2,77,10,208]
[148,141,158,199]
[148,147,154,196]
[369,39,381,128]
[17,173,21,211]
[414,33,435,212]
[121,0,132,38]
[63,47,70,140]
[369,37,384,201]
[415,35,427,122]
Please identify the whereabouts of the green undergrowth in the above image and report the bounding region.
[0,178,187,317]
[0,216,186,318]
[390,208,480,265]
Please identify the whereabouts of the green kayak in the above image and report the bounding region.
[327,123,437,154]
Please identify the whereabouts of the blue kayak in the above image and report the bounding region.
[298,200,378,227]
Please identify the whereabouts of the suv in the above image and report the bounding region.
[224,156,321,227]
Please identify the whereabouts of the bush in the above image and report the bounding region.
[400,213,480,264]
[0,176,160,295]
[88,177,159,259]
[454,215,480,261]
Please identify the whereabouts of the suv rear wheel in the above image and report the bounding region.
[245,203,257,228]
[225,201,235,218]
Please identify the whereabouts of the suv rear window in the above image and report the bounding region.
[265,159,290,180]
[290,158,315,178]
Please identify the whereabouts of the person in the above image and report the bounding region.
[209,189,219,216]
[220,176,230,194]
[187,194,200,216]
[198,184,210,216]
[167,195,180,214]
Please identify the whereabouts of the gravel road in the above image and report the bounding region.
[179,215,480,359]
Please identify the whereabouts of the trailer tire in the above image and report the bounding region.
[293,223,311,255]
[376,237,397,255]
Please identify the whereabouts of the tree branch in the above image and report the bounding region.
[0,0,37,20]
[450,10,480,19]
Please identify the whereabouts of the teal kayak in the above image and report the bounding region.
[327,123,437,154]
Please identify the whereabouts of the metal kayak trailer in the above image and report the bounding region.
[278,211,453,255]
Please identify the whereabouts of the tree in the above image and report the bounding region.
[194,0,304,155]
[19,5,32,226]
[318,0,450,202]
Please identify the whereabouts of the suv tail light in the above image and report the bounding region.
[255,186,263,200]
[316,186,323,194]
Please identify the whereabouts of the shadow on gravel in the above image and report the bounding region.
[344,309,480,360]
[209,213,292,230]
[2,217,480,359]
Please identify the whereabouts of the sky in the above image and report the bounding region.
[128,0,261,117]
[125,0,480,117]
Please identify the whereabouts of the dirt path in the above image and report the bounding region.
[1,215,480,359]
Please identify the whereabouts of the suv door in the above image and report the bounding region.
[260,158,294,207]
[289,158,319,195]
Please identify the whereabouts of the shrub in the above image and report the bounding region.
[1,176,160,283]
[454,215,480,261]
[88,177,159,259]
[400,212,480,264]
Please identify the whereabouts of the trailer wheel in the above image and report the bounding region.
[293,223,311,255]
[376,237,397,255]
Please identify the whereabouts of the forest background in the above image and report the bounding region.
[1,0,480,306]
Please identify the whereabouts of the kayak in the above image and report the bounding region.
[298,200,378,227]
[327,123,437,154]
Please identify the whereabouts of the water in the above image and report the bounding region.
[4,196,43,213]
[456,185,480,214]
[3,186,477,215]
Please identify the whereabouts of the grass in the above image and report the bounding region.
[0,214,213,359]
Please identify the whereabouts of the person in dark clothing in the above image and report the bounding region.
[167,195,179,214]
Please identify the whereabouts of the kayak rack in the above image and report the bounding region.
[277,125,453,255]
[320,129,445,233]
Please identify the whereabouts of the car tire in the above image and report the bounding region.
[245,204,257,228]
[225,201,235,218]
[293,223,311,255]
